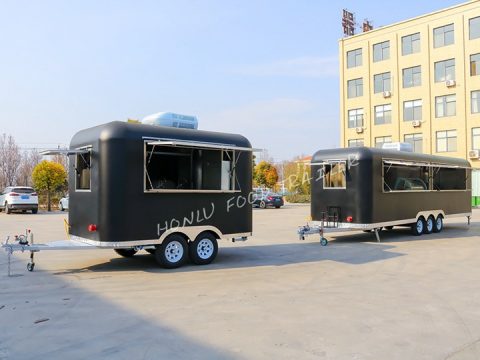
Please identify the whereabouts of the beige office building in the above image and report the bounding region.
[339,0,480,168]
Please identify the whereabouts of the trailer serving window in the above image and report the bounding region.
[323,161,346,189]
[144,140,248,192]
[75,150,91,191]
[383,160,429,192]
[432,166,467,190]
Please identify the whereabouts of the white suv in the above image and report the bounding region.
[0,187,39,214]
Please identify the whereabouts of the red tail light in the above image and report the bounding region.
[267,196,273,201]
[88,224,97,232]
[9,193,19,196]
[346,216,353,222]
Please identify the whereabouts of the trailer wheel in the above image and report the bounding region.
[320,238,328,246]
[27,262,35,272]
[5,202,11,214]
[259,201,266,209]
[189,232,218,265]
[411,217,425,236]
[433,215,443,233]
[114,248,138,258]
[424,216,434,234]
[155,234,188,268]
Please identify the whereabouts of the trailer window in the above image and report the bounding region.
[75,151,91,190]
[145,144,236,192]
[384,164,428,191]
[432,167,466,190]
[323,162,346,188]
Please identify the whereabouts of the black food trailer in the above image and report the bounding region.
[298,147,472,243]
[3,121,254,272]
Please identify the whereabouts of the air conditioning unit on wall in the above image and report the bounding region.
[469,150,479,159]
[383,91,392,98]
[355,127,364,134]
[446,79,456,87]
[412,120,421,127]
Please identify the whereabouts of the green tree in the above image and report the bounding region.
[32,160,67,211]
[254,161,278,189]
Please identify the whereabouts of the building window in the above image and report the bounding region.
[433,24,454,48]
[347,48,362,68]
[404,133,423,153]
[348,139,364,147]
[436,130,457,152]
[347,78,363,98]
[435,95,456,118]
[473,128,480,150]
[403,99,422,121]
[375,136,392,148]
[374,72,391,93]
[348,108,364,128]
[403,66,421,88]
[472,91,480,114]
[471,53,480,76]
[434,59,455,82]
[374,104,392,125]
[373,41,390,62]
[402,33,420,55]
[470,16,480,40]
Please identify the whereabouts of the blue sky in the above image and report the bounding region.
[0,0,463,161]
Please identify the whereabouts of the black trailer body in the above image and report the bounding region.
[65,121,252,267]
[301,147,471,240]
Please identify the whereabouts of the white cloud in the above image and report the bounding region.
[232,55,338,78]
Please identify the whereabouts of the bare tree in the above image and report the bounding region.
[17,149,42,187]
[0,134,21,188]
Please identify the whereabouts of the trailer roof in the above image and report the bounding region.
[312,147,471,167]
[70,121,252,150]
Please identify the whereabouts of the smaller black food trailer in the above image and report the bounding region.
[298,147,472,243]
[3,121,254,272]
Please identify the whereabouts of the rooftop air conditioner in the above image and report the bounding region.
[383,91,392,98]
[355,127,364,134]
[468,149,479,159]
[412,120,421,127]
[446,79,456,87]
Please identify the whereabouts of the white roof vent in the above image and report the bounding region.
[142,112,198,129]
[382,142,413,152]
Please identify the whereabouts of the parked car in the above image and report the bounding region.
[253,190,284,209]
[0,186,38,214]
[59,195,69,211]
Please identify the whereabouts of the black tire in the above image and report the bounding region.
[32,208,38,214]
[259,201,266,209]
[5,203,11,214]
[320,238,328,246]
[433,215,443,233]
[114,248,138,258]
[155,234,188,268]
[424,216,434,234]
[189,232,218,265]
[411,217,425,236]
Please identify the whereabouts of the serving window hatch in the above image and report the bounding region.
[144,140,247,192]
[383,159,469,192]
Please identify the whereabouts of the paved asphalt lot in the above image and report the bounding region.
[1,205,480,360]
